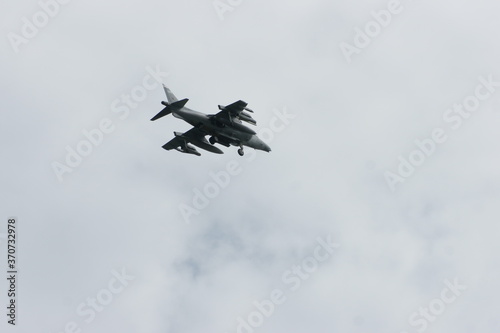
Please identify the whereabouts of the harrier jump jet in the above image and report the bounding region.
[151,85,271,156]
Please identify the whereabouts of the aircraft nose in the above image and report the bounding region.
[258,139,271,152]
[249,136,271,152]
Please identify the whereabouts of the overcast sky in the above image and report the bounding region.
[1,0,500,332]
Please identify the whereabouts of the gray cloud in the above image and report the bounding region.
[1,0,500,332]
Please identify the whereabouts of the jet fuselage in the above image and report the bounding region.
[171,107,271,152]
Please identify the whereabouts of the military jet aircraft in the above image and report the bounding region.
[151,85,271,156]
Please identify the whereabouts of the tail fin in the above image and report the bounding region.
[163,85,178,103]
[150,98,189,121]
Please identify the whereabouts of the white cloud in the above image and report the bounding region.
[1,0,500,332]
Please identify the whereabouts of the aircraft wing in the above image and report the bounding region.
[162,135,189,152]
[214,100,257,126]
[162,127,224,155]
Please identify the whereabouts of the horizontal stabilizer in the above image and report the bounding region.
[151,107,171,121]
[151,98,189,121]
[170,98,189,109]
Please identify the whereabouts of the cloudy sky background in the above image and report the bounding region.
[1,0,500,332]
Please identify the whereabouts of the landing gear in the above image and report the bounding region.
[209,136,216,145]
[238,147,244,156]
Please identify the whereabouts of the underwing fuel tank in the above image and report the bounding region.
[217,118,256,135]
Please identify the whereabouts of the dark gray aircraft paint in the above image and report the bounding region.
[151,85,271,156]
